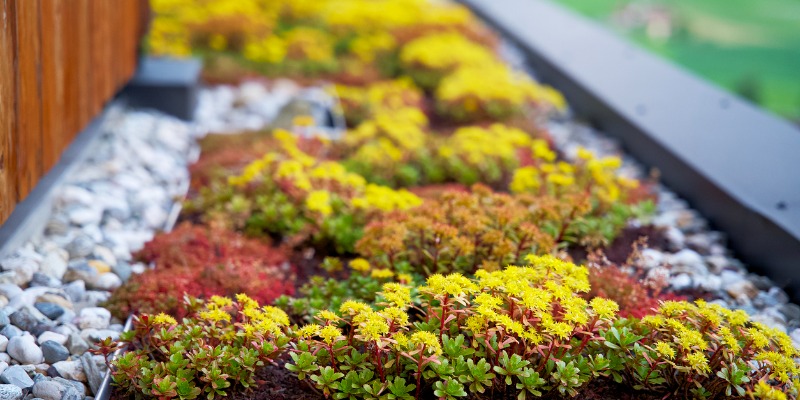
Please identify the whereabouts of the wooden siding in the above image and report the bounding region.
[0,0,147,225]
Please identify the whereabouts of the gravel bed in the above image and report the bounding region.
[0,82,300,399]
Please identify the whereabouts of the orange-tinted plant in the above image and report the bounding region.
[104,223,295,318]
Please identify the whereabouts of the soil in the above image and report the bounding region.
[231,361,325,400]
[229,363,665,400]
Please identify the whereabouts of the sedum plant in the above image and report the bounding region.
[275,257,416,324]
[104,223,295,319]
[107,294,291,400]
[286,255,620,399]
[286,256,800,399]
[355,183,648,277]
[399,32,497,91]
[187,130,421,253]
[332,78,425,126]
[435,62,566,123]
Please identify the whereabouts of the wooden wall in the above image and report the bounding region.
[0,0,147,225]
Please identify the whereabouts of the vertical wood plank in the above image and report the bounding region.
[40,0,64,172]
[13,0,43,200]
[76,0,91,132]
[0,0,147,226]
[0,0,18,223]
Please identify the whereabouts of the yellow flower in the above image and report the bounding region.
[316,310,339,322]
[152,313,177,326]
[349,258,371,273]
[340,300,372,316]
[319,325,342,345]
[358,313,389,341]
[199,308,231,323]
[382,283,411,308]
[393,332,409,350]
[371,269,395,279]
[298,324,321,339]
[590,298,619,320]
[752,381,788,400]
[685,351,710,375]
[209,295,233,310]
[655,341,675,360]
[409,331,442,355]
[381,307,409,326]
[306,190,333,216]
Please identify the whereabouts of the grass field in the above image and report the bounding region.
[550,0,800,121]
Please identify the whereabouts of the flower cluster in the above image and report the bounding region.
[436,62,566,122]
[399,32,497,90]
[189,130,421,252]
[288,256,621,399]
[104,223,295,319]
[109,294,290,400]
[333,78,425,126]
[356,183,650,276]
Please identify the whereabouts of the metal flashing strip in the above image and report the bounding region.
[459,0,800,297]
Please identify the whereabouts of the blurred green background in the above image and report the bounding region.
[550,0,800,122]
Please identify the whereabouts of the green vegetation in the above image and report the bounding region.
[551,0,800,121]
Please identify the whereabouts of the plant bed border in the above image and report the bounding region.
[456,0,800,300]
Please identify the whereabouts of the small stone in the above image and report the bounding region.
[781,303,800,322]
[62,281,85,303]
[670,273,692,291]
[67,206,102,226]
[0,257,36,286]
[0,336,7,352]
[29,273,61,289]
[638,248,664,269]
[0,384,22,400]
[668,249,707,276]
[65,235,95,260]
[91,273,121,291]
[77,308,110,330]
[0,287,20,303]
[7,335,44,364]
[86,260,110,274]
[65,334,89,356]
[748,274,775,291]
[41,341,69,364]
[0,365,33,389]
[0,312,8,329]
[52,377,84,396]
[44,215,70,236]
[51,361,85,382]
[62,263,97,285]
[696,275,721,292]
[80,353,105,394]
[0,355,8,365]
[37,332,66,347]
[91,246,117,267]
[39,252,67,281]
[726,280,758,300]
[0,363,6,375]
[142,205,168,229]
[0,326,21,340]
[33,294,72,312]
[33,303,64,321]
[111,262,132,282]
[62,386,82,400]
[9,310,38,332]
[663,226,685,249]
[57,185,93,206]
[32,380,65,400]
